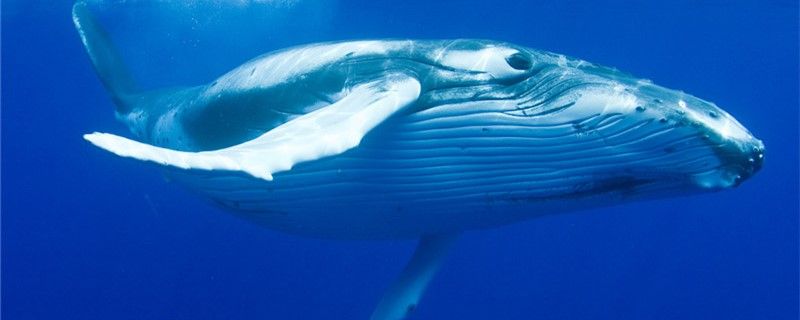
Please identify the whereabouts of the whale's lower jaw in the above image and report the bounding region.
[170,94,723,239]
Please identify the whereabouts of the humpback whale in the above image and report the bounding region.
[73,2,764,319]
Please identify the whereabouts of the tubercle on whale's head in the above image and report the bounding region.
[568,58,765,192]
[650,92,765,190]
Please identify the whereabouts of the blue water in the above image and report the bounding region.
[2,1,798,319]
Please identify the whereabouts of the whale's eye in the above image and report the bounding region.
[506,52,532,70]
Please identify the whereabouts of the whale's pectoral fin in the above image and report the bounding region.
[371,234,459,320]
[84,73,421,180]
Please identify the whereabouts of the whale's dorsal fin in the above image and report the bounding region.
[72,1,138,112]
[84,74,421,180]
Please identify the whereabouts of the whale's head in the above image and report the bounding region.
[510,48,765,197]
[628,83,765,190]
[419,41,764,202]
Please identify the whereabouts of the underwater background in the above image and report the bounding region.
[2,1,798,319]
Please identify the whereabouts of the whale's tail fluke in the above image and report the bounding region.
[72,1,137,112]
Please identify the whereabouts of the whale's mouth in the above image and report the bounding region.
[501,174,661,203]
[691,140,765,189]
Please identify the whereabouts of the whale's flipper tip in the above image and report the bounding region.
[84,132,188,169]
[83,132,275,180]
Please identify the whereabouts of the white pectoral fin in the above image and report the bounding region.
[85,74,421,181]
[84,132,249,175]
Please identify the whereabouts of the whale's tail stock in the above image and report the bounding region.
[72,1,138,112]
